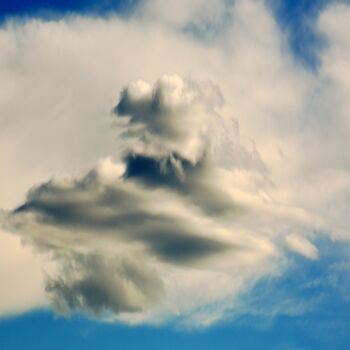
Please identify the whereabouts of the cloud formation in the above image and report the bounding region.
[46,253,164,317]
[5,75,262,321]
[115,74,223,162]
[10,157,230,264]
[2,0,350,328]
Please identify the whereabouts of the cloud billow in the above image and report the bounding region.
[115,76,242,217]
[114,75,223,163]
[2,0,350,330]
[4,75,249,321]
[45,253,164,317]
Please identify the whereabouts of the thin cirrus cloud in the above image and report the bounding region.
[1,0,350,328]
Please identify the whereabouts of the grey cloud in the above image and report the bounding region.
[123,152,200,189]
[6,163,232,317]
[143,229,230,264]
[115,74,267,174]
[10,169,230,264]
[124,152,239,216]
[46,253,164,317]
[4,75,248,320]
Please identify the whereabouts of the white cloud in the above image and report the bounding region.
[1,0,350,327]
[0,230,48,316]
[115,74,224,162]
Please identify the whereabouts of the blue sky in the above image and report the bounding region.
[1,0,350,349]
[0,0,139,19]
[269,0,328,69]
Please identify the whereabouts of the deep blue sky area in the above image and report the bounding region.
[268,0,333,69]
[1,303,349,350]
[0,309,348,350]
[0,0,138,20]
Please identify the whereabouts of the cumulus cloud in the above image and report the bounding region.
[3,72,281,323]
[2,0,350,327]
[4,165,210,317]
[114,75,261,217]
[9,160,230,264]
[4,75,261,320]
[114,74,223,162]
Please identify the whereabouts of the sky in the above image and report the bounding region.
[1,0,350,349]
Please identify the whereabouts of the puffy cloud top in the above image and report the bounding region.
[114,74,223,163]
